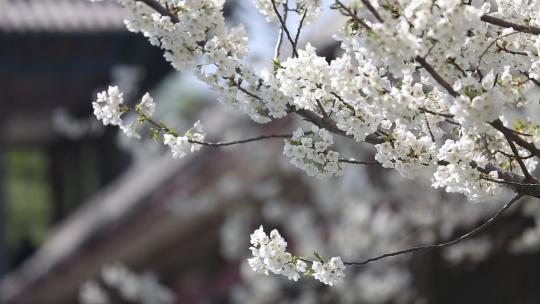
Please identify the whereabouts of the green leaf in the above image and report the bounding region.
[313,251,325,263]
[272,58,282,69]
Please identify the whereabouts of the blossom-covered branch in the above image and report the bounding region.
[88,0,540,288]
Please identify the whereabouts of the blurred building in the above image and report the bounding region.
[0,0,170,275]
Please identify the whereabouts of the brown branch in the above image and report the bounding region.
[189,134,295,147]
[481,14,540,35]
[339,158,378,165]
[490,119,540,159]
[496,43,528,56]
[335,0,372,30]
[481,176,539,188]
[415,56,460,97]
[345,194,523,266]
[479,163,540,199]
[274,1,289,59]
[446,57,467,77]
[135,0,179,23]
[420,107,461,126]
[294,8,308,48]
[503,131,534,181]
[418,107,454,119]
[360,0,383,23]
[423,112,436,142]
[294,108,384,145]
[130,107,295,147]
[271,0,299,57]
[496,149,535,160]
[522,72,540,88]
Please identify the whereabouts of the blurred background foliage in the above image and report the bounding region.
[6,148,51,264]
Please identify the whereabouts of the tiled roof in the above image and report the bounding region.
[0,0,126,33]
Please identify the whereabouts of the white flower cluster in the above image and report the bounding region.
[274,46,382,142]
[283,126,342,178]
[92,86,206,160]
[375,127,437,178]
[450,70,505,131]
[329,54,383,141]
[93,87,156,140]
[248,226,345,286]
[92,86,124,127]
[115,0,279,123]
[276,44,332,112]
[248,226,308,282]
[311,256,346,287]
[350,0,484,76]
[162,121,205,159]
[433,136,501,201]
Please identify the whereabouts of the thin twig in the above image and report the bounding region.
[522,72,540,88]
[335,0,372,30]
[476,32,520,71]
[481,176,539,188]
[418,107,454,119]
[294,8,308,48]
[338,158,378,165]
[271,0,299,57]
[274,0,289,59]
[189,134,295,147]
[496,149,535,160]
[423,112,436,142]
[496,43,528,56]
[130,107,296,147]
[345,194,523,266]
[360,0,383,23]
[503,133,534,181]
[446,57,468,77]
[490,119,540,159]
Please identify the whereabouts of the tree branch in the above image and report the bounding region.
[490,119,540,159]
[189,134,296,147]
[334,0,372,30]
[478,163,540,199]
[480,14,540,35]
[274,1,289,59]
[294,108,384,145]
[360,0,383,23]
[476,31,520,71]
[338,158,378,165]
[135,0,179,23]
[271,0,299,57]
[503,132,534,181]
[345,194,523,266]
[129,107,297,147]
[293,8,308,49]
[415,56,460,97]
